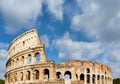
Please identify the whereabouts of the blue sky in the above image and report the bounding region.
[0,0,120,79]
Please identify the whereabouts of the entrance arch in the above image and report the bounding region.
[64,71,71,79]
[44,69,49,79]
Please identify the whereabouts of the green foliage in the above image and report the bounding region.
[113,78,120,84]
[0,79,5,84]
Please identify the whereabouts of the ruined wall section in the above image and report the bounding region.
[8,29,43,59]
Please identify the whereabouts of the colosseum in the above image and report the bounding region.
[5,29,113,84]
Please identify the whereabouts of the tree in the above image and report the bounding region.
[113,78,120,84]
[0,79,5,84]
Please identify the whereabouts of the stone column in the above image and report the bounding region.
[99,75,101,84]
[71,68,77,81]
[40,49,47,62]
[104,76,105,84]
[84,74,86,84]
[23,71,26,81]
[90,74,92,84]
[95,75,98,84]
[78,74,80,80]
[39,69,43,80]
[25,55,28,64]
[32,53,36,63]
[61,71,64,79]
[50,66,55,80]
[31,70,34,82]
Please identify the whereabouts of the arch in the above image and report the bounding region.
[92,74,95,83]
[35,52,40,62]
[28,54,32,63]
[35,70,39,79]
[92,63,95,66]
[14,73,17,82]
[102,75,104,84]
[80,62,83,66]
[22,56,25,64]
[87,74,90,83]
[20,72,23,81]
[97,75,100,80]
[80,74,84,80]
[44,69,49,79]
[76,74,78,80]
[86,68,90,73]
[8,74,10,83]
[26,71,31,80]
[56,72,62,79]
[16,58,19,65]
[12,60,14,66]
[64,71,71,79]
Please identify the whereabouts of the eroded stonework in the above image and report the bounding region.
[5,29,113,84]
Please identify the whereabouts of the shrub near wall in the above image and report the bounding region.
[113,78,120,84]
[0,79,5,84]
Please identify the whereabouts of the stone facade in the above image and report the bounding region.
[5,29,113,84]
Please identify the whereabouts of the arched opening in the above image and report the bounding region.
[35,70,39,79]
[20,72,23,81]
[16,58,19,65]
[44,69,49,79]
[28,54,32,63]
[12,60,14,66]
[80,62,83,66]
[92,63,95,66]
[80,74,84,80]
[22,56,24,64]
[14,73,17,82]
[64,71,71,79]
[86,68,90,73]
[76,74,78,80]
[97,75,100,80]
[92,74,95,83]
[8,74,10,83]
[35,52,40,62]
[27,71,30,80]
[105,77,107,84]
[56,72,62,79]
[87,74,90,83]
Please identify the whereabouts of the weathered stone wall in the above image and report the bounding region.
[5,29,113,84]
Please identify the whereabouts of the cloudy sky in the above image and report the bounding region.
[0,0,120,79]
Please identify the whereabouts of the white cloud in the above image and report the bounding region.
[41,35,49,48]
[0,43,8,49]
[0,0,64,34]
[0,0,43,34]
[0,42,8,79]
[54,32,103,61]
[0,49,7,58]
[46,0,64,20]
[71,0,120,42]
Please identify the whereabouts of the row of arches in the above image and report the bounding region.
[7,68,112,84]
[7,52,41,69]
[56,71,112,84]
[7,69,49,83]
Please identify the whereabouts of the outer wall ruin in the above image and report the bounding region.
[5,29,113,84]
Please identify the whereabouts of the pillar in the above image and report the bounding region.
[32,53,36,63]
[84,74,86,84]
[40,49,47,62]
[25,55,28,64]
[71,70,77,81]
[39,69,43,80]
[50,66,55,80]
[100,75,101,84]
[95,75,98,84]
[90,74,92,84]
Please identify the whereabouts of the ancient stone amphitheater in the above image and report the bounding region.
[5,29,113,84]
